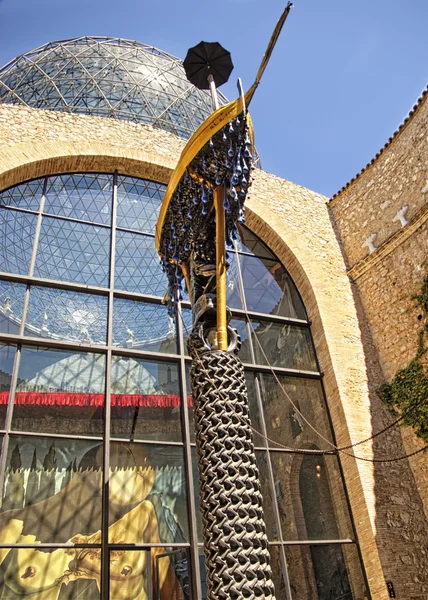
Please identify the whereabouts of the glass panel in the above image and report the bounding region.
[191,448,203,543]
[256,451,279,541]
[0,178,44,211]
[34,217,110,287]
[181,308,193,357]
[117,175,165,234]
[0,280,25,335]
[26,286,108,344]
[0,344,16,429]
[111,356,182,442]
[113,298,177,354]
[12,347,105,436]
[245,372,265,447]
[156,548,190,600]
[44,173,113,224]
[109,443,189,544]
[268,545,290,599]
[235,224,274,259]
[115,230,165,295]
[283,544,368,600]
[251,321,317,371]
[269,453,354,541]
[0,436,102,543]
[180,251,242,309]
[238,255,306,319]
[257,375,333,450]
[184,367,195,443]
[0,546,100,598]
[108,549,189,600]
[227,251,243,310]
[181,311,249,361]
[198,548,208,600]
[0,210,36,275]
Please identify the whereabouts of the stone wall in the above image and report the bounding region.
[0,103,184,189]
[1,100,425,598]
[330,89,428,599]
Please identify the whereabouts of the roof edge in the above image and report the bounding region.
[329,85,428,203]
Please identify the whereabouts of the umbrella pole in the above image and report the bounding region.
[208,73,219,110]
[208,72,227,351]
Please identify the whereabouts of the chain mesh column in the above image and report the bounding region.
[189,342,276,600]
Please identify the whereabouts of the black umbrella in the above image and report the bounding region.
[183,41,233,90]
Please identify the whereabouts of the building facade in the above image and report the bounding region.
[0,37,426,600]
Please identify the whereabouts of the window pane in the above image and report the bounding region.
[180,251,242,309]
[0,210,36,275]
[109,442,189,543]
[226,251,243,310]
[283,544,368,600]
[245,372,265,448]
[181,311,249,361]
[12,347,105,436]
[0,344,16,429]
[0,545,100,598]
[0,178,44,211]
[251,321,317,371]
[117,176,165,233]
[235,224,274,259]
[256,450,279,541]
[34,217,110,287]
[257,375,333,450]
[0,436,102,543]
[238,255,306,319]
[115,230,165,295]
[111,356,182,442]
[269,453,354,541]
[0,280,25,335]
[44,173,113,224]
[26,286,108,344]
[268,545,290,599]
[108,548,189,600]
[191,448,203,543]
[113,298,177,353]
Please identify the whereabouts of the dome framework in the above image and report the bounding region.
[0,36,228,138]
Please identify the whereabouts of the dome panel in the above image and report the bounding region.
[0,37,228,138]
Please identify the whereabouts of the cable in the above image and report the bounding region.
[180,281,428,462]
[229,267,428,460]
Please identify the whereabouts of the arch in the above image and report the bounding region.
[0,141,177,192]
[0,118,386,596]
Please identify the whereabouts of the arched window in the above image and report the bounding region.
[0,173,368,599]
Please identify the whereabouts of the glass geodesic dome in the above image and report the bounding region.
[0,36,228,138]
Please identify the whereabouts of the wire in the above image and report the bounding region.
[229,267,428,461]
[180,273,428,463]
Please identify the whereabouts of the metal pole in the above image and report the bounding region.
[207,73,219,110]
[213,186,228,351]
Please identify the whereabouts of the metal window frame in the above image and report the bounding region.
[0,171,369,600]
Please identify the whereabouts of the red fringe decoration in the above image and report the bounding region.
[0,391,193,408]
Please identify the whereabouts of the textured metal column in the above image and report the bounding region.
[189,340,276,599]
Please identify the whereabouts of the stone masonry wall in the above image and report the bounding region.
[330,89,428,268]
[330,89,428,599]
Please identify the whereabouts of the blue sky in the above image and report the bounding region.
[0,0,427,197]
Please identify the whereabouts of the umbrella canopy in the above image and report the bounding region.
[183,41,233,90]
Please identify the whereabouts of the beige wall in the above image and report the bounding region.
[1,100,426,598]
